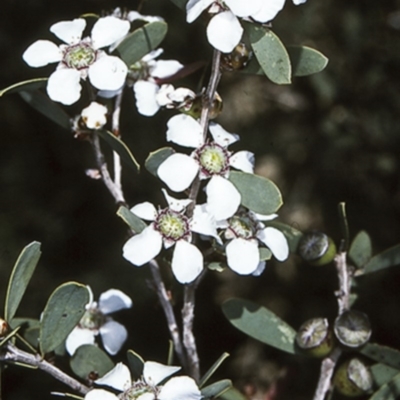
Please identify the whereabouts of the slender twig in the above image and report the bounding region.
[182,283,200,382]
[313,251,350,400]
[1,342,90,395]
[148,260,187,371]
[112,92,123,193]
[91,133,125,204]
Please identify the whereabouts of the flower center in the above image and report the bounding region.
[63,42,97,70]
[78,307,106,330]
[155,209,190,242]
[128,61,150,81]
[121,381,156,400]
[226,212,258,240]
[195,143,229,177]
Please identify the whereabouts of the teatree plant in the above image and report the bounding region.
[1,1,400,400]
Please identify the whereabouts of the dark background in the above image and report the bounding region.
[1,0,400,399]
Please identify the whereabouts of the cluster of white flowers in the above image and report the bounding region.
[85,361,201,400]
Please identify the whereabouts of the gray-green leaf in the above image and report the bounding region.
[116,22,168,67]
[228,171,283,215]
[201,379,232,399]
[40,282,90,355]
[368,372,400,400]
[349,230,372,268]
[117,206,147,234]
[222,298,296,354]
[0,78,47,96]
[200,353,230,388]
[286,46,328,77]
[244,24,291,85]
[370,363,400,387]
[360,343,400,370]
[127,349,145,380]
[145,147,175,177]
[5,242,42,321]
[362,244,400,275]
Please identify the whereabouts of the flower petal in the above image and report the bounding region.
[172,241,203,284]
[150,60,183,79]
[131,202,158,221]
[253,212,278,221]
[257,227,289,261]
[166,114,204,148]
[81,101,108,129]
[186,0,214,23]
[100,320,128,355]
[225,0,263,17]
[143,361,180,386]
[65,327,95,356]
[127,11,165,23]
[252,261,266,276]
[226,238,260,274]
[162,189,192,212]
[293,0,307,5]
[123,226,162,266]
[98,289,132,314]
[133,80,160,116]
[22,40,62,67]
[209,122,239,147]
[159,376,202,400]
[229,151,255,173]
[85,389,119,400]
[191,204,221,243]
[89,55,127,91]
[50,18,86,44]
[251,0,286,22]
[206,176,241,220]
[157,154,199,192]
[207,11,243,53]
[91,16,130,49]
[95,362,131,391]
[47,68,82,105]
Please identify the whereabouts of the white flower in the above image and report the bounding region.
[157,114,254,220]
[122,189,220,284]
[186,0,307,52]
[66,287,132,356]
[85,361,202,400]
[23,17,130,105]
[81,102,108,129]
[132,49,184,116]
[219,209,289,275]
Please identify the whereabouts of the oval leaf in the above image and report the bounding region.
[370,363,400,387]
[349,230,372,268]
[127,349,145,380]
[19,90,71,130]
[5,242,42,321]
[201,379,232,399]
[244,23,291,85]
[40,282,90,355]
[222,298,296,354]
[220,387,247,400]
[286,46,328,77]
[228,171,283,215]
[360,343,400,370]
[117,206,147,234]
[97,130,140,173]
[0,78,47,97]
[116,22,168,67]
[145,147,175,177]
[368,372,400,400]
[362,244,400,275]
[70,345,114,379]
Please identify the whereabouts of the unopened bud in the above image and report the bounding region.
[334,310,371,348]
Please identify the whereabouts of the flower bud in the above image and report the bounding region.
[333,358,373,397]
[298,231,337,266]
[334,310,371,348]
[180,92,223,120]
[295,318,335,358]
[0,318,9,337]
[221,43,252,72]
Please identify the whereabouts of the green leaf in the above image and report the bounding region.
[201,379,232,399]
[127,349,145,380]
[5,242,42,321]
[244,24,291,84]
[169,0,187,9]
[19,90,71,130]
[286,46,328,77]
[200,353,230,388]
[370,363,400,387]
[368,372,400,400]
[362,244,400,275]
[263,222,304,254]
[0,326,21,348]
[145,147,175,177]
[220,387,247,400]
[349,230,372,268]
[360,343,400,370]
[70,345,114,379]
[222,298,296,354]
[116,22,168,67]
[40,282,89,355]
[259,247,272,261]
[0,78,47,96]
[97,130,140,173]
[117,206,147,234]
[228,171,283,215]
[167,340,174,366]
